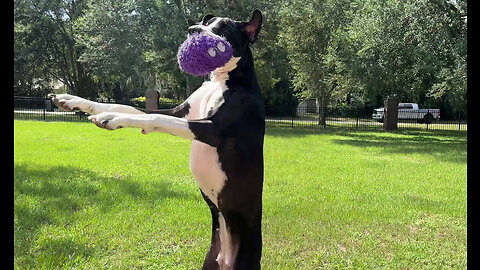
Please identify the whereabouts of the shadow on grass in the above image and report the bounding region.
[332,130,467,164]
[14,164,197,266]
[265,127,466,163]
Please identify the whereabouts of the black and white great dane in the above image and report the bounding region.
[50,10,265,270]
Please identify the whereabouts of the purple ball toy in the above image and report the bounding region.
[177,32,233,76]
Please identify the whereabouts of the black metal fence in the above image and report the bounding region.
[14,96,91,122]
[14,96,467,131]
[266,106,467,131]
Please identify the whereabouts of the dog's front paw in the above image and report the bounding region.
[88,113,153,133]
[88,112,128,130]
[49,93,96,113]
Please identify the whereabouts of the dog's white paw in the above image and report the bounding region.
[88,113,153,133]
[49,93,96,113]
[88,112,127,130]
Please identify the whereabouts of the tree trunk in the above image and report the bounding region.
[317,95,329,126]
[185,75,192,98]
[113,82,123,101]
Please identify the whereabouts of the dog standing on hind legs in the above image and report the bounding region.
[50,10,265,270]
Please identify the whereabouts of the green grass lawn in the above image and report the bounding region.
[14,120,467,269]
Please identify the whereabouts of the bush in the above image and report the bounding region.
[127,96,184,110]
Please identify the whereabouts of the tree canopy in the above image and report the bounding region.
[14,0,467,115]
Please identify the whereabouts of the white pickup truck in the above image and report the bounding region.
[372,103,440,124]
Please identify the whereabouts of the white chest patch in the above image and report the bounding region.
[199,81,227,119]
[188,72,231,207]
[183,80,226,121]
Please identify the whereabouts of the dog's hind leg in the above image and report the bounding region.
[220,209,262,270]
[201,191,221,270]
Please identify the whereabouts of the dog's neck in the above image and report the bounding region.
[210,56,241,82]
[210,47,260,92]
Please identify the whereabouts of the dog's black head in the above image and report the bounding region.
[187,10,262,59]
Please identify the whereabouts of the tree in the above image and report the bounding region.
[15,0,466,116]
[75,0,150,100]
[14,1,52,97]
[278,0,353,124]
[14,0,94,98]
[344,0,467,112]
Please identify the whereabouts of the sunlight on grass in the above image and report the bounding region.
[14,121,467,269]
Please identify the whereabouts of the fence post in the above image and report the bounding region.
[318,107,321,126]
[383,97,399,131]
[426,109,429,130]
[145,89,159,111]
[43,99,46,121]
[355,108,359,129]
[458,111,461,131]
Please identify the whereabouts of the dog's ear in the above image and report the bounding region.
[202,14,215,26]
[242,10,262,44]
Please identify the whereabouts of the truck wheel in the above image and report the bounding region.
[423,114,434,124]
